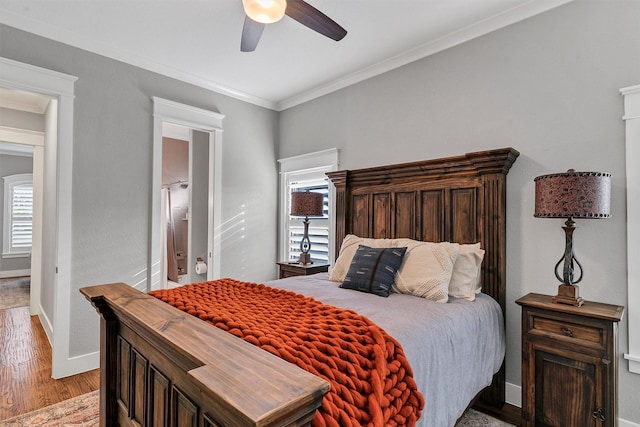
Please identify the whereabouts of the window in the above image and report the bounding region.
[2,173,33,258]
[278,149,338,265]
[287,173,330,264]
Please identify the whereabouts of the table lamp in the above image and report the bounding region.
[290,191,324,264]
[534,169,611,306]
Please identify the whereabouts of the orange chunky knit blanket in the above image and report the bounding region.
[149,278,424,427]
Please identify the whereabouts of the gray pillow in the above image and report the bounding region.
[340,245,407,297]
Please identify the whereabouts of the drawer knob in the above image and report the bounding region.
[561,327,574,337]
[592,407,606,421]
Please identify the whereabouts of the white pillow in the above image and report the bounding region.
[448,243,485,301]
[392,240,460,303]
[330,235,460,303]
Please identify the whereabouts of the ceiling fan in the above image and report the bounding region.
[241,0,347,52]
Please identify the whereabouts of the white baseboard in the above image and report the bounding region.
[37,306,54,346]
[505,381,639,426]
[52,351,100,379]
[505,381,522,408]
[0,269,30,278]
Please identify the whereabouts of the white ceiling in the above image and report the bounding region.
[0,0,571,110]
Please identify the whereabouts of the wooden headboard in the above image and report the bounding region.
[327,147,519,409]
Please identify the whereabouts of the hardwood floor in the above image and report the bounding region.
[0,306,99,420]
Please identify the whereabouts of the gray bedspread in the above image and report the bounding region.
[265,272,505,427]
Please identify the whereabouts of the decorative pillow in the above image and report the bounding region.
[340,245,407,297]
[330,235,461,302]
[329,235,402,282]
[448,243,485,301]
[392,241,460,302]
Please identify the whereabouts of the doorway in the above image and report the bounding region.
[161,126,189,287]
[0,89,48,314]
[0,142,33,310]
[161,124,214,287]
[0,56,83,378]
[150,97,224,290]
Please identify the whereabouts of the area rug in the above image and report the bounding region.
[0,390,98,426]
[456,408,516,426]
[0,389,514,426]
[0,277,30,310]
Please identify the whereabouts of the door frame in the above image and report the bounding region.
[150,97,224,290]
[0,57,81,378]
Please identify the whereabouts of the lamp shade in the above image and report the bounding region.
[242,0,287,24]
[534,170,611,219]
[290,191,324,217]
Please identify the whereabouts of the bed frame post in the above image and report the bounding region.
[87,295,119,425]
[468,149,518,410]
[329,170,348,260]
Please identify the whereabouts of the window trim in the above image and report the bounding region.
[622,84,640,374]
[2,173,33,258]
[278,149,339,264]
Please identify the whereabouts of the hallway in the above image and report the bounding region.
[0,277,30,310]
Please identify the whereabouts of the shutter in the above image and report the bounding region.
[11,184,33,249]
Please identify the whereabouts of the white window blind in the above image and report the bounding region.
[2,174,33,258]
[11,184,33,248]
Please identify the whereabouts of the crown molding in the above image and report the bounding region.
[0,12,277,110]
[277,0,573,110]
[1,0,572,112]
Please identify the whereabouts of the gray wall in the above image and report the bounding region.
[279,0,640,423]
[0,25,279,356]
[0,153,33,273]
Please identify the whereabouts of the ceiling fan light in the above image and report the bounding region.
[243,0,287,24]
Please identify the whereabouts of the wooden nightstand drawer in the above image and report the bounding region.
[280,269,300,279]
[277,262,329,279]
[529,313,606,351]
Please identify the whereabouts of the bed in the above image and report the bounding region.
[81,147,519,427]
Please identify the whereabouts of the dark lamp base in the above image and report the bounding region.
[298,253,313,265]
[552,283,584,307]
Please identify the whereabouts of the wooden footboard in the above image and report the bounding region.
[81,283,329,427]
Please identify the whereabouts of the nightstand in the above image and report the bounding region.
[516,293,624,427]
[276,262,329,279]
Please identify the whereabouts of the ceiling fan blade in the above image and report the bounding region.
[241,16,265,52]
[285,0,347,41]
